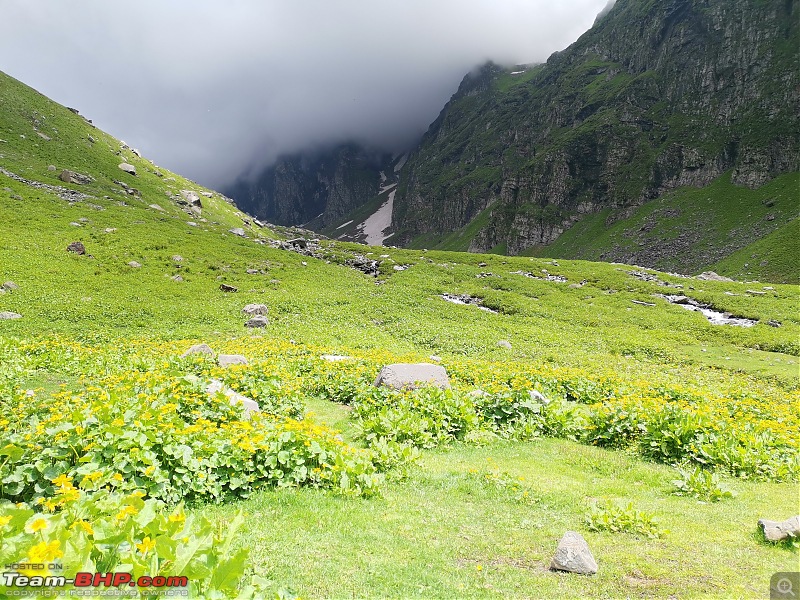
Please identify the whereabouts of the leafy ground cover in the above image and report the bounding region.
[1,69,798,598]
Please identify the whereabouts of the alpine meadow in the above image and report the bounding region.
[0,1,798,599]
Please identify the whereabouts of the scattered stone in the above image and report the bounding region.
[218,354,248,367]
[69,222,82,227]
[206,379,259,417]
[746,290,767,296]
[127,261,141,268]
[429,355,442,362]
[631,300,656,307]
[104,228,117,233]
[550,532,598,575]
[219,284,238,293]
[131,148,141,157]
[37,132,51,141]
[171,275,183,282]
[47,165,56,171]
[287,238,307,249]
[187,222,197,227]
[374,363,451,390]
[59,169,93,184]
[758,516,800,542]
[181,344,215,358]
[246,268,260,274]
[529,390,550,404]
[0,311,22,320]
[242,304,268,316]
[118,162,136,175]
[478,262,487,267]
[87,135,95,143]
[697,271,733,282]
[66,241,86,255]
[321,354,351,362]
[2,281,19,291]
[245,315,269,328]
[200,191,213,198]
[172,255,183,262]
[149,204,165,212]
[767,320,782,328]
[497,340,512,349]
[229,228,246,237]
[180,190,202,206]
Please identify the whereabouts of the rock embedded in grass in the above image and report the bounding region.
[118,162,136,175]
[245,315,269,328]
[66,241,86,255]
[242,304,268,316]
[219,284,238,292]
[374,363,451,390]
[758,516,800,542]
[0,311,22,320]
[181,343,215,358]
[2,281,19,291]
[218,354,248,367]
[550,531,598,575]
[127,261,141,268]
[497,340,512,349]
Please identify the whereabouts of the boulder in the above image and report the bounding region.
[59,170,93,184]
[181,343,215,358]
[758,516,800,542]
[245,315,269,328]
[550,531,598,575]
[0,312,22,320]
[218,354,249,367]
[67,241,86,255]
[697,271,733,282]
[374,363,451,390]
[242,304,268,316]
[206,379,259,417]
[118,162,137,175]
[180,190,202,206]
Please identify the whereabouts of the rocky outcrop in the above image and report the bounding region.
[227,143,390,228]
[392,0,799,254]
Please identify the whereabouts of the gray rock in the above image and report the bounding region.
[127,261,142,268]
[2,281,19,291]
[172,255,183,262]
[87,135,95,143]
[229,228,246,237]
[118,162,137,175]
[187,222,197,227]
[171,275,183,282]
[0,311,22,320]
[550,531,598,575]
[759,516,800,542]
[104,228,117,233]
[697,271,734,282]
[242,304,268,316]
[497,340,512,349]
[181,343,215,358]
[245,315,269,328]
[59,170,93,185]
[47,165,56,171]
[206,379,259,417]
[180,190,202,206]
[200,191,213,198]
[374,363,451,390]
[529,389,550,404]
[149,204,165,212]
[66,241,86,255]
[218,354,249,367]
[219,283,238,292]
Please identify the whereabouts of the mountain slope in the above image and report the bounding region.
[390,0,799,278]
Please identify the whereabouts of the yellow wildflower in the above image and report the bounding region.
[136,536,156,556]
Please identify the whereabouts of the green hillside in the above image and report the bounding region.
[1,71,798,598]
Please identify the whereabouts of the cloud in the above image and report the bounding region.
[1,0,610,187]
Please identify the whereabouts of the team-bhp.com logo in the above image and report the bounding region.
[2,563,188,596]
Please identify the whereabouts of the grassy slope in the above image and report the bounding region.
[529,173,800,283]
[1,70,798,598]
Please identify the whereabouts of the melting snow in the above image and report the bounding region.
[336,220,354,230]
[362,189,395,246]
[394,153,408,173]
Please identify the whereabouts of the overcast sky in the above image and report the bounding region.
[1,1,611,188]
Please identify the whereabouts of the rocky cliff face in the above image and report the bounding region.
[392,0,799,254]
[227,144,388,228]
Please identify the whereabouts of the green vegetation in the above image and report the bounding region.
[1,69,798,598]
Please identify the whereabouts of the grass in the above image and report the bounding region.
[200,436,797,598]
[1,68,798,599]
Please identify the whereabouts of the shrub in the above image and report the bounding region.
[586,500,668,539]
[671,466,735,502]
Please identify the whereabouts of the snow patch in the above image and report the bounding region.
[361,189,395,246]
[393,153,408,173]
[510,71,525,75]
[336,220,354,230]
